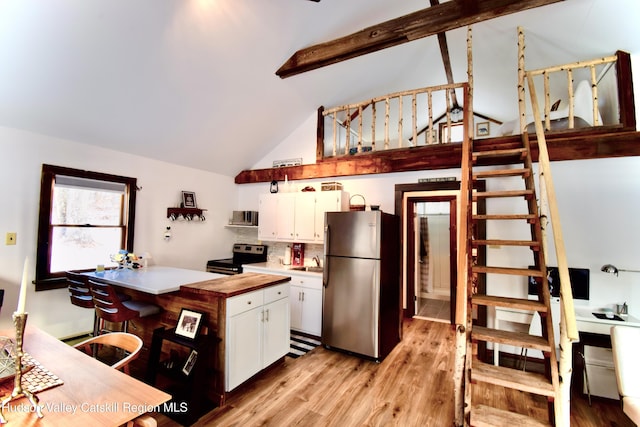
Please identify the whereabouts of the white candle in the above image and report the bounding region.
[17,257,28,314]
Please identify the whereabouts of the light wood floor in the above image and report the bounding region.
[155,318,632,427]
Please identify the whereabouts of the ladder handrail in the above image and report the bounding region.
[525,73,579,342]
[457,84,472,327]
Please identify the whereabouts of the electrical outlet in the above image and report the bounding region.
[5,232,17,245]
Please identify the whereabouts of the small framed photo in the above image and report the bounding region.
[182,191,197,208]
[182,349,198,376]
[175,308,204,340]
[476,121,490,137]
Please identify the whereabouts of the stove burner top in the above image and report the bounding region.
[206,244,267,275]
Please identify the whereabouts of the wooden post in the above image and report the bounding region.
[454,324,467,427]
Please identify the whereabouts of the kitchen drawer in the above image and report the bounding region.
[264,283,289,304]
[289,275,322,290]
[227,289,264,317]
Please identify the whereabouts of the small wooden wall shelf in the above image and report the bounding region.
[167,208,207,221]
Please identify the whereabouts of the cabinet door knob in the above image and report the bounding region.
[247,301,252,305]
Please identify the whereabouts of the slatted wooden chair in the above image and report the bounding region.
[67,271,100,336]
[73,332,158,427]
[73,332,143,374]
[88,279,160,334]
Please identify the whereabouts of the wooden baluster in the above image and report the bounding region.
[371,102,376,151]
[412,93,417,147]
[357,105,363,153]
[345,107,351,155]
[398,95,403,148]
[544,72,551,131]
[567,68,575,129]
[332,113,337,157]
[590,65,599,126]
[384,97,390,150]
[427,90,434,145]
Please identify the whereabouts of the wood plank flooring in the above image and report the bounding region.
[155,318,632,427]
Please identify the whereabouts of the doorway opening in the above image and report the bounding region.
[394,180,486,324]
[413,197,456,323]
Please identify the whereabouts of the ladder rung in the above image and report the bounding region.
[473,168,531,179]
[471,404,552,427]
[473,148,527,160]
[473,265,543,277]
[473,326,551,352]
[473,239,540,248]
[473,189,534,200]
[472,360,555,397]
[472,294,548,313]
[473,214,537,222]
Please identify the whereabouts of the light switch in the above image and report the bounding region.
[5,232,16,245]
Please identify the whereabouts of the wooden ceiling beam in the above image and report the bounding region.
[235,129,640,183]
[276,0,564,79]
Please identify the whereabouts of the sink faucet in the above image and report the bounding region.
[312,256,321,267]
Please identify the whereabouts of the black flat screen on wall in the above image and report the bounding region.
[528,266,590,300]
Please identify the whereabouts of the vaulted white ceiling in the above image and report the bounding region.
[1,0,639,177]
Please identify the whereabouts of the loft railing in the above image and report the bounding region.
[320,83,468,159]
[521,50,634,135]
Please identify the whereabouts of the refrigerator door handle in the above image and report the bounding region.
[323,224,330,288]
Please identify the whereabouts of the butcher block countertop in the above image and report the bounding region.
[180,272,291,298]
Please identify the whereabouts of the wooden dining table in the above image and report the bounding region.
[0,325,171,426]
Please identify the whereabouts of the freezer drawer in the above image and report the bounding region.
[322,256,380,358]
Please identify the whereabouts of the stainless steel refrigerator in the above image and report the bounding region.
[322,210,401,361]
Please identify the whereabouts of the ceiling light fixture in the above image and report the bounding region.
[601,264,640,276]
[450,105,463,122]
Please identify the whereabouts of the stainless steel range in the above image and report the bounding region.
[206,244,268,275]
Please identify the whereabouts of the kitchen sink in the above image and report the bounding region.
[290,266,323,273]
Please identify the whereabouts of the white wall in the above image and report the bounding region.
[0,126,238,337]
[239,113,640,320]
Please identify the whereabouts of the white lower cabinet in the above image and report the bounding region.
[225,283,290,392]
[289,274,322,337]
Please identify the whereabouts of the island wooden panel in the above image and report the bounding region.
[93,272,291,407]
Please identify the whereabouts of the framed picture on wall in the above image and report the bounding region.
[476,122,490,137]
[181,191,197,208]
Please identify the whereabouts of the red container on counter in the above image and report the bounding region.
[292,243,304,266]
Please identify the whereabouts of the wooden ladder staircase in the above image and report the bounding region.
[467,133,560,426]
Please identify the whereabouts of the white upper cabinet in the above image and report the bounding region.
[258,191,348,243]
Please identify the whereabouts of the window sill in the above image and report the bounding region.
[35,277,67,292]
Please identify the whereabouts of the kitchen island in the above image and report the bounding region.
[84,267,291,408]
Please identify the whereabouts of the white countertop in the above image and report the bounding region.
[242,262,323,276]
[83,266,225,294]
